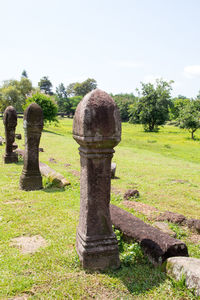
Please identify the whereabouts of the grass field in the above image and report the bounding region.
[0,117,199,299]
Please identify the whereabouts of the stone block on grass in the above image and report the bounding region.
[110,204,188,265]
[164,257,200,296]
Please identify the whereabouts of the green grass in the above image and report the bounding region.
[0,118,199,299]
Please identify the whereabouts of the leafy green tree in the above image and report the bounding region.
[169,97,190,120]
[197,90,200,100]
[0,78,33,111]
[129,79,173,131]
[66,78,97,97]
[25,92,58,123]
[55,83,71,114]
[112,93,136,122]
[179,100,200,139]
[38,76,53,95]
[69,96,82,116]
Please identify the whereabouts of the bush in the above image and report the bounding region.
[25,92,58,124]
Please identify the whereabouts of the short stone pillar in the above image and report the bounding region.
[20,103,43,190]
[73,89,121,270]
[3,106,18,163]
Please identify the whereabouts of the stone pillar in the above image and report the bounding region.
[73,89,121,270]
[3,106,18,163]
[20,103,43,190]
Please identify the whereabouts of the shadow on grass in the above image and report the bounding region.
[43,129,64,136]
[103,261,166,296]
[42,187,65,193]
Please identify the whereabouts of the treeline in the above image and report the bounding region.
[1,71,200,139]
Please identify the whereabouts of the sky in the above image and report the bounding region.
[0,0,200,98]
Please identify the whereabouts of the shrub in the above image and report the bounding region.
[25,92,58,124]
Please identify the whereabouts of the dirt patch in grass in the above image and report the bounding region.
[8,294,29,300]
[171,179,189,184]
[4,199,22,204]
[122,200,160,218]
[70,170,80,178]
[11,235,47,254]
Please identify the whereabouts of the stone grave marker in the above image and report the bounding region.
[3,106,18,163]
[20,103,43,190]
[73,89,121,270]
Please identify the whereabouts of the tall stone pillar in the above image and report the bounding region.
[20,103,43,190]
[3,106,18,163]
[73,89,121,270]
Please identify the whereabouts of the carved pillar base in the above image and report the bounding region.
[76,231,120,270]
[3,152,18,164]
[20,173,42,191]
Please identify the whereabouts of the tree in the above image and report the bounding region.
[21,70,28,78]
[38,76,53,95]
[25,92,58,123]
[69,96,82,116]
[179,100,200,139]
[112,93,136,122]
[66,78,97,97]
[169,97,190,120]
[0,78,33,112]
[129,79,173,131]
[55,83,71,114]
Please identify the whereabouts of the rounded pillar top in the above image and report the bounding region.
[73,89,121,148]
[3,106,17,128]
[23,103,43,129]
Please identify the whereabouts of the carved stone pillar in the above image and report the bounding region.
[3,106,18,163]
[20,103,43,190]
[73,89,121,270]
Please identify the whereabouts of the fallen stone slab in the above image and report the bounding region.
[156,211,186,224]
[187,218,200,234]
[153,222,176,238]
[15,149,70,187]
[164,257,200,297]
[40,162,70,187]
[124,189,139,200]
[110,204,188,265]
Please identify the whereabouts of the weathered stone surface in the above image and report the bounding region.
[153,222,176,238]
[20,103,43,191]
[15,133,22,140]
[111,162,116,179]
[124,189,140,200]
[110,204,188,265]
[73,89,121,270]
[15,148,69,187]
[164,257,200,296]
[187,218,200,234]
[3,106,18,163]
[40,162,70,187]
[156,211,186,224]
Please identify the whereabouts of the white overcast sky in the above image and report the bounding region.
[0,0,200,97]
